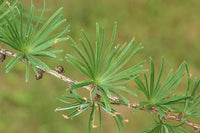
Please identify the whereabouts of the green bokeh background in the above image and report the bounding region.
[0,0,200,133]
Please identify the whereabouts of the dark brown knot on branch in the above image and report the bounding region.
[0,53,6,62]
[35,68,44,80]
[54,65,64,74]
[93,94,101,101]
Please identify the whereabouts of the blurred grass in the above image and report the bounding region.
[0,0,200,132]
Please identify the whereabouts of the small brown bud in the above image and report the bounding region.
[0,54,6,63]
[178,112,184,120]
[93,94,101,101]
[54,65,64,73]
[36,73,43,80]
[35,69,44,80]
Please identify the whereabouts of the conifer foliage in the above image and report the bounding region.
[0,0,199,133]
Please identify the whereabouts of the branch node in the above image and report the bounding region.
[36,69,44,80]
[0,53,6,62]
[54,65,64,74]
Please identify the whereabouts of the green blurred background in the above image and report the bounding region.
[0,0,200,132]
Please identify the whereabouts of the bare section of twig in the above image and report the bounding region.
[0,47,199,132]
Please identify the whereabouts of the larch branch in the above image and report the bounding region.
[0,47,199,132]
